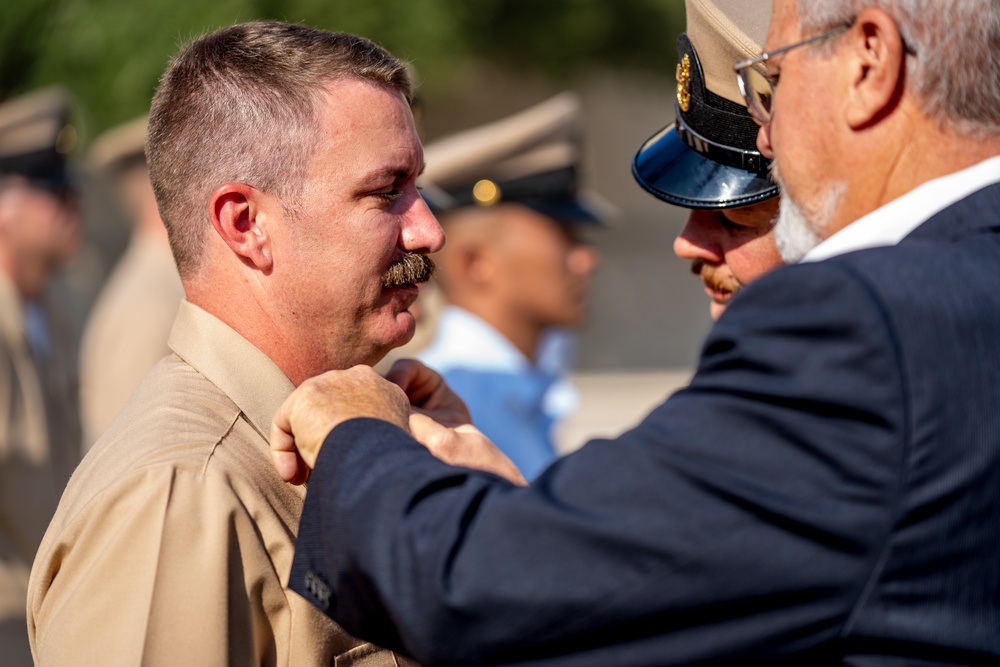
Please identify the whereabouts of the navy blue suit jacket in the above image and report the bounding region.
[291,184,1000,665]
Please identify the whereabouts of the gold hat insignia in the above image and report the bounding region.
[472,179,501,206]
[676,54,692,113]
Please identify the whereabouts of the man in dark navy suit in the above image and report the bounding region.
[270,0,1000,663]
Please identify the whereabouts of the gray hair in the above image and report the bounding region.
[146,21,412,277]
[798,0,1000,135]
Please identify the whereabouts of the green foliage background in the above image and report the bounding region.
[1,0,683,142]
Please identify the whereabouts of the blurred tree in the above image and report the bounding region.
[2,0,683,141]
[443,0,683,77]
[0,0,66,99]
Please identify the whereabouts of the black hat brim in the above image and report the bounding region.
[427,164,613,227]
[632,123,778,210]
[521,197,607,227]
[0,147,71,191]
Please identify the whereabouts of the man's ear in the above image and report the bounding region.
[845,7,907,130]
[208,182,273,271]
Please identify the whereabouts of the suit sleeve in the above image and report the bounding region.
[29,466,273,666]
[291,262,908,666]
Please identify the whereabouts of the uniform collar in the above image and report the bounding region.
[168,301,294,442]
[417,306,579,420]
[417,306,534,374]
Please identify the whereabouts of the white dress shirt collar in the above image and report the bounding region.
[802,155,1000,262]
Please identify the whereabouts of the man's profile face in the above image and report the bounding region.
[267,77,444,368]
[759,0,848,251]
[494,204,599,330]
[674,198,782,319]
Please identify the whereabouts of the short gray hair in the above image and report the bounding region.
[146,21,412,277]
[798,0,1000,135]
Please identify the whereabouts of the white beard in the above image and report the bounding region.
[775,195,823,263]
[771,162,846,263]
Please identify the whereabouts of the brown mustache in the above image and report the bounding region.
[690,258,740,294]
[382,252,436,288]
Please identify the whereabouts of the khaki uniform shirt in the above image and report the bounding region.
[79,230,184,449]
[0,274,77,666]
[28,301,416,667]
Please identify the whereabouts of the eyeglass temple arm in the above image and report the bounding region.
[733,23,851,72]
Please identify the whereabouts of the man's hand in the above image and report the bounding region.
[270,365,410,484]
[387,360,525,484]
[385,359,472,426]
[409,413,528,486]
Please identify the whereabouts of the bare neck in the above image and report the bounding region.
[834,103,1000,233]
[184,270,304,385]
[450,294,542,363]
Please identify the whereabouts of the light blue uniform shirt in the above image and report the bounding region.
[417,307,578,480]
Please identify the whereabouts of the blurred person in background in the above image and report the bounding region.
[633,0,782,319]
[28,21,439,666]
[0,86,82,667]
[79,116,183,450]
[415,93,609,480]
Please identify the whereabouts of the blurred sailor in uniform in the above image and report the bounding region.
[79,116,183,449]
[417,93,611,480]
[0,86,82,666]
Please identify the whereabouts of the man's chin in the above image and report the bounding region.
[772,171,847,263]
[710,301,727,321]
[387,309,418,346]
[363,319,416,367]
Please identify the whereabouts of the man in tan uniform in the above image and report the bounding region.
[0,86,82,667]
[79,116,183,449]
[28,21,442,666]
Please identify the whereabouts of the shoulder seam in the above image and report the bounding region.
[201,409,243,475]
